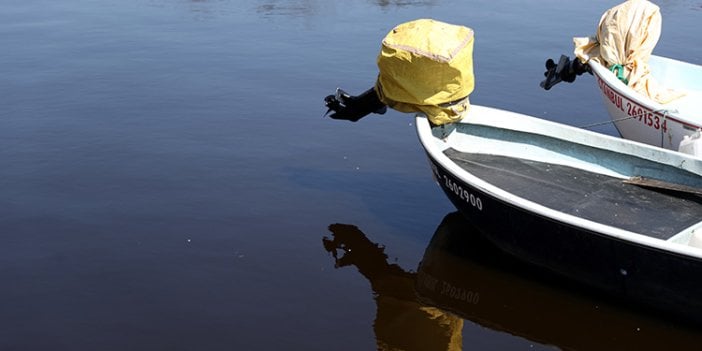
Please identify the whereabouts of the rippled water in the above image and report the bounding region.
[2,0,702,350]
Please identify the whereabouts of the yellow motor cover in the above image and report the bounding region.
[375,19,475,125]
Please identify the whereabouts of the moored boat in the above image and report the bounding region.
[587,54,702,152]
[542,0,702,155]
[416,104,702,325]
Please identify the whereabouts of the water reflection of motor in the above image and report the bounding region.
[323,223,463,351]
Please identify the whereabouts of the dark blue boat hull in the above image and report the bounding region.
[426,154,702,325]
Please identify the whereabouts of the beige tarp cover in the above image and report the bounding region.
[375,19,474,125]
[573,0,682,103]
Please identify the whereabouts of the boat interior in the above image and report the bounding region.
[442,123,702,187]
[445,148,702,242]
[635,56,702,118]
[438,121,702,247]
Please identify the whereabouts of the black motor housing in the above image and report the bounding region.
[540,55,591,90]
[324,87,387,122]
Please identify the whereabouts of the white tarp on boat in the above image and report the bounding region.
[573,0,683,104]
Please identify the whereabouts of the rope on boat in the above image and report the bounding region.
[578,108,677,130]
[578,108,678,148]
[578,115,636,129]
[660,110,668,147]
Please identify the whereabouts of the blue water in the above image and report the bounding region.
[2,0,702,350]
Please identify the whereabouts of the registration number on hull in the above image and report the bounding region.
[431,162,483,211]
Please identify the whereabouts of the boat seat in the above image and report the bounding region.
[690,229,702,249]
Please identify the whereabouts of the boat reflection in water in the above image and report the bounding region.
[323,212,702,350]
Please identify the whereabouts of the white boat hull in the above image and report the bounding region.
[590,55,702,152]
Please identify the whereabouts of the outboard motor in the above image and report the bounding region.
[540,54,591,90]
[323,19,475,126]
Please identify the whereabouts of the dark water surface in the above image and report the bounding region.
[2,0,702,350]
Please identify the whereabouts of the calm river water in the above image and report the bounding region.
[2,0,702,350]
